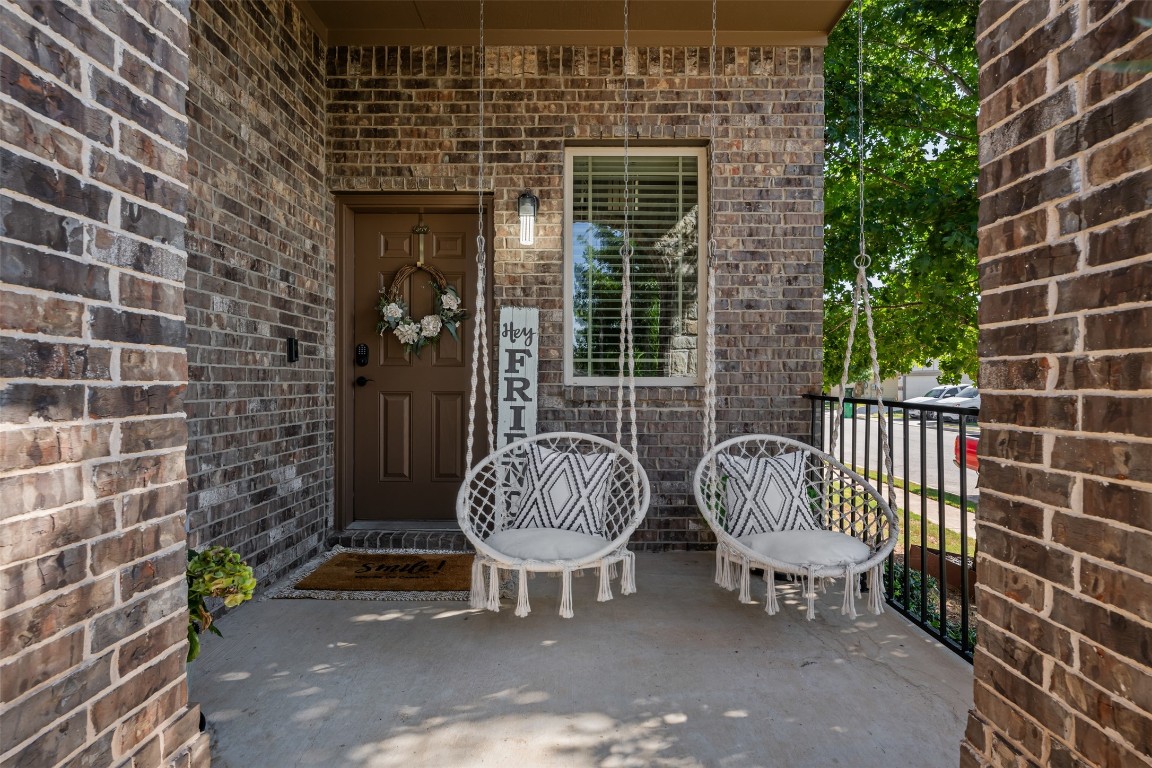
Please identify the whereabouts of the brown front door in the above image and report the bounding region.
[350,211,485,521]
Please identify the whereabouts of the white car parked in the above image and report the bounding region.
[903,385,964,418]
[936,386,980,422]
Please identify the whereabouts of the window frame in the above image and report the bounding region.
[563,146,709,387]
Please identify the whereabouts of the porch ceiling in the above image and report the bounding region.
[295,0,851,46]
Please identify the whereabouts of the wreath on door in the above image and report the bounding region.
[377,263,467,356]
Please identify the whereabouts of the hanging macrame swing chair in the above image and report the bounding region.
[455,0,651,618]
[693,0,899,620]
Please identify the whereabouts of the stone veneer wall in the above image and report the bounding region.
[184,0,334,582]
[1,0,206,766]
[327,45,825,547]
[965,1,1152,766]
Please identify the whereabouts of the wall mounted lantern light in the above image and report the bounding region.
[517,189,539,246]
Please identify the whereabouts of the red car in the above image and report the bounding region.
[954,435,979,472]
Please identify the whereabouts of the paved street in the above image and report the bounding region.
[823,413,979,536]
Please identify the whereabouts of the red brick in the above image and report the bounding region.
[0,465,86,520]
[90,649,183,732]
[0,290,84,336]
[1050,587,1151,663]
[0,654,111,750]
[1,575,115,656]
[0,337,112,380]
[1085,306,1152,351]
[1080,559,1152,623]
[1051,435,1152,483]
[0,629,85,703]
[1079,640,1152,715]
[978,589,1075,665]
[90,580,185,654]
[0,424,112,472]
[979,525,1076,590]
[980,318,1078,357]
[1082,479,1152,533]
[976,557,1047,612]
[120,416,188,454]
[978,463,1073,508]
[1088,211,1151,267]
[92,451,187,498]
[0,499,114,560]
[981,394,1077,430]
[0,543,88,612]
[0,100,84,173]
[122,483,189,527]
[974,649,1073,739]
[120,348,188,383]
[1060,351,1152,392]
[973,683,1046,762]
[91,516,185,577]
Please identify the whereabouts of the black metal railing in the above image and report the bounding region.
[805,394,979,661]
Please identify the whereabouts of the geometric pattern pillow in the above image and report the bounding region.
[509,444,617,536]
[716,451,817,537]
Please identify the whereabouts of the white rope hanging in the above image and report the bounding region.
[466,0,495,470]
[614,0,639,458]
[702,0,719,457]
[828,0,897,510]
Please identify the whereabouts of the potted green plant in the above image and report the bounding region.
[186,546,256,662]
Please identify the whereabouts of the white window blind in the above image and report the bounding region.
[569,151,703,382]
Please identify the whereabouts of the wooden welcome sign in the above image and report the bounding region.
[497,307,539,448]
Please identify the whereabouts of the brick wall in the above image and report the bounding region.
[1,0,206,766]
[184,0,334,581]
[966,1,1152,766]
[328,45,825,548]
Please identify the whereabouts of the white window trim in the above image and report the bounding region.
[563,146,708,387]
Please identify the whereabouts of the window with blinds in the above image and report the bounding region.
[565,148,706,384]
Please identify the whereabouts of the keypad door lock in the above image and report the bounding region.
[355,343,369,367]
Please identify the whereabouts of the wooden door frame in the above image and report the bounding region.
[335,193,494,530]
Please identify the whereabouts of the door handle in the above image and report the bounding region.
[355,376,374,387]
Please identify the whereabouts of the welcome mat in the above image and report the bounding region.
[267,547,473,601]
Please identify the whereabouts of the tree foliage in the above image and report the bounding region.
[823,0,979,387]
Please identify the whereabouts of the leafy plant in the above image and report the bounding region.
[824,0,979,385]
[187,546,256,662]
[887,559,977,650]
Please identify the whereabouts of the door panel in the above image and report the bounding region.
[351,211,485,521]
[379,392,411,480]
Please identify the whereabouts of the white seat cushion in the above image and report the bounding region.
[737,529,872,567]
[485,527,609,561]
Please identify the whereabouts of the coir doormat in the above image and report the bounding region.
[267,547,472,601]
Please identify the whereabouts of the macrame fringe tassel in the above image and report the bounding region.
[597,561,614,602]
[470,557,487,610]
[738,558,752,604]
[841,565,858,619]
[559,568,574,618]
[765,568,780,615]
[804,565,817,621]
[621,551,637,595]
[514,566,531,617]
[715,547,729,587]
[868,564,886,615]
[486,563,501,612]
[609,561,619,580]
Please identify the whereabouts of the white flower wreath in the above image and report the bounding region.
[376,268,467,356]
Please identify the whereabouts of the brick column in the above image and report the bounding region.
[1,1,206,766]
[966,1,1152,766]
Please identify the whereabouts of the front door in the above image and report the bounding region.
[350,211,486,521]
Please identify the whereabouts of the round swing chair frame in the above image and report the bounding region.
[693,0,899,620]
[455,0,651,618]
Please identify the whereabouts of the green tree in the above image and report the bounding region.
[823,0,979,387]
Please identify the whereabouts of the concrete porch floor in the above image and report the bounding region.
[189,552,972,768]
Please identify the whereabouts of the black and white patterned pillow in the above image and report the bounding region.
[717,451,817,536]
[509,445,617,536]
